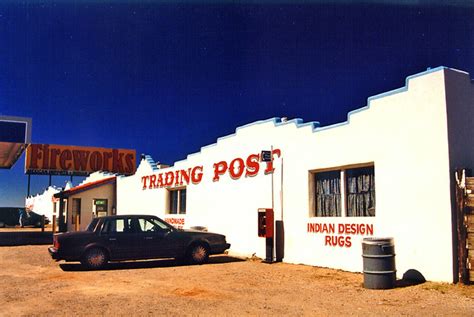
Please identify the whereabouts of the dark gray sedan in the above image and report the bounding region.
[48,214,230,269]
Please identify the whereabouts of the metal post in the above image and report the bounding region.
[52,215,57,233]
[271,145,274,210]
[75,215,80,231]
[48,175,52,187]
[27,174,31,197]
[58,197,66,232]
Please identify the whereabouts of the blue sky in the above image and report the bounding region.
[1,1,473,206]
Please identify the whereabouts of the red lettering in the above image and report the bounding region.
[59,150,72,170]
[164,172,174,186]
[338,223,374,236]
[191,166,203,184]
[141,176,149,189]
[264,149,282,174]
[213,161,228,182]
[338,224,344,234]
[229,158,244,179]
[149,175,157,189]
[42,144,50,169]
[367,224,374,235]
[112,149,124,173]
[28,144,42,169]
[157,174,164,187]
[125,153,135,174]
[245,154,260,177]
[73,150,90,171]
[103,151,113,171]
[345,236,352,247]
[175,171,181,186]
[325,235,351,247]
[50,149,60,169]
[181,168,191,185]
[89,151,103,170]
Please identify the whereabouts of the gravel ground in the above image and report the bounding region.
[0,245,473,316]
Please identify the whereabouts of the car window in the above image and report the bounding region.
[139,218,153,232]
[128,218,143,233]
[86,218,100,232]
[102,218,128,233]
[148,217,172,231]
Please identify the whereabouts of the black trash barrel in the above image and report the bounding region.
[362,237,396,289]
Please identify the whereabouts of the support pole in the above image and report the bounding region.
[27,174,31,197]
[52,215,57,233]
[58,197,66,232]
[48,175,52,187]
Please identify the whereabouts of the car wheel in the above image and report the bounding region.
[187,243,209,265]
[0,221,4,228]
[81,248,108,270]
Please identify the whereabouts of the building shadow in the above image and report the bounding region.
[0,231,52,246]
[59,255,244,272]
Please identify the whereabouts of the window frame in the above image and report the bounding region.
[167,187,187,215]
[309,162,375,218]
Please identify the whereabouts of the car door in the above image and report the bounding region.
[101,217,142,260]
[140,217,180,258]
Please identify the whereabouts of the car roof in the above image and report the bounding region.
[96,214,158,219]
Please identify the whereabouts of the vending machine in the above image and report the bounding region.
[258,208,274,263]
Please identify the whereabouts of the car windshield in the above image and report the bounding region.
[86,218,100,232]
[148,217,173,231]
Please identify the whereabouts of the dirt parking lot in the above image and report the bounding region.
[0,244,473,316]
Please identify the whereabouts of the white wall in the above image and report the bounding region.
[25,186,60,220]
[66,182,116,231]
[117,67,474,282]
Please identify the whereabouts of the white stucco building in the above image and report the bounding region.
[115,67,474,283]
[25,186,60,220]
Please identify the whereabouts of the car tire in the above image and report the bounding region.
[187,243,209,265]
[81,248,108,270]
[0,221,4,228]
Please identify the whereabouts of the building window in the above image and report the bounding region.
[72,198,81,224]
[168,188,186,214]
[311,164,375,217]
[315,170,341,217]
[346,166,376,217]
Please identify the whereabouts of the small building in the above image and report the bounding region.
[53,172,117,231]
[115,67,474,283]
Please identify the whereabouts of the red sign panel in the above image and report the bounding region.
[25,144,136,176]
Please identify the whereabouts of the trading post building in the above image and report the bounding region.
[50,67,474,283]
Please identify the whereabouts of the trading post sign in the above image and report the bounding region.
[25,144,136,176]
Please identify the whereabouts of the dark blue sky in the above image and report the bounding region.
[1,1,473,206]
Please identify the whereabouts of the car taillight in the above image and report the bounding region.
[53,236,60,249]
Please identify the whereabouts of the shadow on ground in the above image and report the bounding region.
[59,255,244,271]
[0,231,52,246]
[396,269,427,288]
